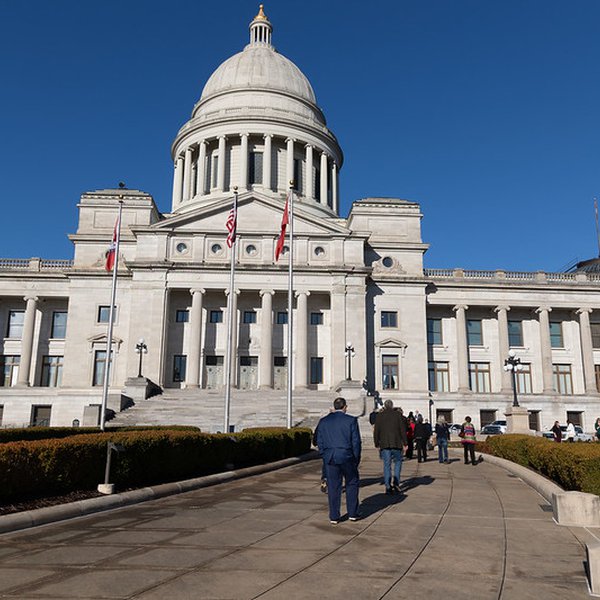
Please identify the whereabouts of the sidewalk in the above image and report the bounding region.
[0,448,591,599]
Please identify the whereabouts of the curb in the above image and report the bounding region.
[478,452,564,503]
[0,451,319,535]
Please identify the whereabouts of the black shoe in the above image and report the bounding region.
[464,461,469,465]
[385,487,393,495]
[349,515,361,522]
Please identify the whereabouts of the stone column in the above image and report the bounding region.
[182,146,193,201]
[286,138,295,188]
[577,308,597,394]
[259,290,274,388]
[453,304,470,392]
[17,295,38,386]
[217,135,226,192]
[224,289,239,387]
[171,156,184,206]
[295,291,310,388]
[240,133,249,190]
[320,152,328,204]
[196,141,207,196]
[330,286,346,385]
[305,144,313,200]
[536,306,555,393]
[186,289,205,388]
[263,135,272,191]
[495,305,512,393]
[332,162,338,211]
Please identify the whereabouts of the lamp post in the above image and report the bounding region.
[428,394,434,424]
[345,342,354,381]
[135,338,148,378]
[503,349,523,407]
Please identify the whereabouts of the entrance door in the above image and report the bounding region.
[204,355,224,389]
[239,356,258,390]
[273,356,287,390]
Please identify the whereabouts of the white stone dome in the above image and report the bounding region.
[201,46,317,106]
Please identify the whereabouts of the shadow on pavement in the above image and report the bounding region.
[358,475,435,518]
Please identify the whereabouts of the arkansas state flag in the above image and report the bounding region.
[275,196,289,261]
[105,218,119,271]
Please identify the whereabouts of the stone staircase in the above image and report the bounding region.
[108,388,349,433]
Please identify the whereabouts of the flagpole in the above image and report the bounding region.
[224,187,238,433]
[100,196,124,431]
[286,182,294,428]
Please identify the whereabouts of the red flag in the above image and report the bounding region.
[275,196,289,261]
[226,205,237,248]
[105,217,119,271]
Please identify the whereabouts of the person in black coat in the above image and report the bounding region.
[413,414,429,462]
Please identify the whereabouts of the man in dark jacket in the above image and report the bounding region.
[374,400,408,494]
[316,397,361,524]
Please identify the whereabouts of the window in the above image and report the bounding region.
[249,151,263,185]
[97,306,117,324]
[6,310,24,338]
[469,362,490,393]
[175,310,189,323]
[428,361,449,392]
[173,355,187,382]
[467,319,483,346]
[381,311,398,328]
[591,323,600,349]
[0,405,3,426]
[382,355,398,389]
[550,322,563,348]
[310,357,323,385]
[480,410,496,428]
[596,364,600,392]
[209,310,223,324]
[31,405,51,427]
[516,363,532,394]
[274,356,287,367]
[41,356,63,387]
[293,158,302,193]
[315,166,321,201]
[51,311,68,339]
[276,312,288,325]
[553,364,572,394]
[0,355,19,387]
[243,311,257,324]
[566,411,582,427]
[528,410,540,432]
[93,350,112,386]
[427,318,443,345]
[508,320,523,347]
[310,312,323,325]
[211,154,219,188]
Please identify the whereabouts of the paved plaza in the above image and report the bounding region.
[0,448,593,599]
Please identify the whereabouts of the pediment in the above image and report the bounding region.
[87,333,123,350]
[149,192,351,237]
[375,337,408,349]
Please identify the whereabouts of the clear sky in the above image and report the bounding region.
[1,0,600,271]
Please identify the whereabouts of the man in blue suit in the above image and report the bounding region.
[316,397,362,523]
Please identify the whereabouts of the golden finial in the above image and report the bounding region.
[254,4,268,21]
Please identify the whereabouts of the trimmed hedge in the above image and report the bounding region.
[483,434,600,495]
[0,427,311,504]
[0,425,199,444]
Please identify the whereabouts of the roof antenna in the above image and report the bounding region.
[595,198,600,258]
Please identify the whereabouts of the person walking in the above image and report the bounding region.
[373,399,408,494]
[460,416,477,465]
[551,420,562,443]
[405,413,415,459]
[566,420,575,443]
[414,414,429,462]
[316,397,362,524]
[595,418,600,442]
[435,415,450,463]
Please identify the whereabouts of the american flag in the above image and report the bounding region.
[105,216,120,271]
[226,205,237,248]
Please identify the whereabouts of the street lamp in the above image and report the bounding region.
[428,393,434,424]
[503,349,523,407]
[345,342,355,381]
[135,338,148,378]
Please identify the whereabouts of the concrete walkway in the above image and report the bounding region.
[0,449,592,599]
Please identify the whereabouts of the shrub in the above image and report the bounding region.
[0,427,312,504]
[483,434,600,495]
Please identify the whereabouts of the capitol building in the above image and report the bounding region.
[1,6,599,433]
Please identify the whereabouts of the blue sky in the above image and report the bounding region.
[1,0,600,271]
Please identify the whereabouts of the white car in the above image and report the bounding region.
[542,425,594,442]
[488,420,507,434]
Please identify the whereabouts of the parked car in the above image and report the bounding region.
[481,424,504,436]
[542,425,594,442]
[489,420,507,434]
[449,423,462,436]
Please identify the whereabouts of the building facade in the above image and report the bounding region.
[1,7,599,431]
